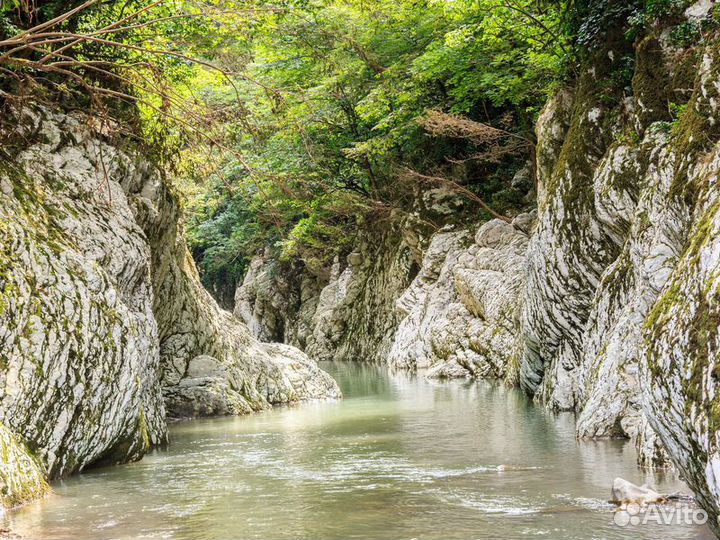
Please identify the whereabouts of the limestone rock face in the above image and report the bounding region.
[0,108,168,481]
[519,23,720,533]
[388,218,529,380]
[521,68,620,412]
[141,177,341,415]
[0,107,339,507]
[306,233,417,364]
[519,34,681,466]
[235,229,417,364]
[388,229,471,371]
[573,130,686,468]
[236,215,530,384]
[234,255,284,343]
[233,254,318,345]
[637,47,720,529]
[0,424,49,508]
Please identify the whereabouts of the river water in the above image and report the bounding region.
[4,362,714,539]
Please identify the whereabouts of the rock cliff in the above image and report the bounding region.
[387,217,530,381]
[234,6,720,533]
[0,107,339,508]
[235,214,530,382]
[523,7,720,531]
[235,226,417,364]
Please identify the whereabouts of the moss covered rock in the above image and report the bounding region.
[520,14,720,532]
[0,106,340,509]
[0,424,48,508]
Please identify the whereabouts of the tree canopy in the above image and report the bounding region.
[3,0,706,297]
[175,0,573,296]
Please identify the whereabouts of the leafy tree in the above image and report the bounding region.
[178,0,574,295]
[0,0,577,296]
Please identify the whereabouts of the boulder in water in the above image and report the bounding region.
[611,478,666,505]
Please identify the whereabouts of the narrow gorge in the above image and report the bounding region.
[1,0,720,538]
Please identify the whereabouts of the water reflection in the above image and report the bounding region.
[4,361,714,539]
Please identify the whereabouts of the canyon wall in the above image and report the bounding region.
[0,107,339,508]
[523,23,720,532]
[235,5,720,533]
[235,212,532,382]
[236,228,415,365]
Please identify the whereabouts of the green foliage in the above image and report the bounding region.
[669,101,688,121]
[670,20,701,46]
[186,179,263,301]
[0,0,572,297]
[180,0,571,294]
[577,0,641,46]
[625,0,712,43]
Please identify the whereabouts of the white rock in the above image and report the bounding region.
[0,107,340,507]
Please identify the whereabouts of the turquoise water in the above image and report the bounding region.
[4,362,714,539]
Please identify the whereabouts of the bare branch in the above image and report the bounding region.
[401,168,512,223]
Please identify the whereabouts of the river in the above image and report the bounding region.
[3,361,714,539]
